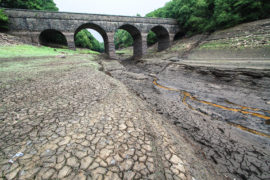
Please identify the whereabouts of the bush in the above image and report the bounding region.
[147,31,157,46]
[0,9,8,31]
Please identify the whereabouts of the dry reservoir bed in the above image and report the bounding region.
[1,56,224,180]
[102,58,270,180]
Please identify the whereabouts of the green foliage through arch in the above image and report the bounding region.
[75,30,104,53]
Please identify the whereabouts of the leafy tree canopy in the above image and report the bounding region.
[0,9,8,30]
[0,0,58,11]
[114,29,133,49]
[146,0,270,36]
[75,30,104,53]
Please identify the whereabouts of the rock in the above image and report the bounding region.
[169,57,181,62]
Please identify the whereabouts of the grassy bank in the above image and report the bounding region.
[0,45,100,58]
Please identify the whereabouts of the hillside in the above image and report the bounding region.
[146,18,270,69]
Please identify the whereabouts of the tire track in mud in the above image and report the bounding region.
[153,78,270,138]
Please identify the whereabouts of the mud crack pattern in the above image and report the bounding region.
[0,65,212,179]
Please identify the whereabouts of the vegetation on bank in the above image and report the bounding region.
[0,55,100,83]
[75,30,104,53]
[114,30,133,49]
[0,45,99,58]
[200,36,270,49]
[0,9,8,30]
[1,0,270,52]
[0,0,58,11]
[146,0,270,36]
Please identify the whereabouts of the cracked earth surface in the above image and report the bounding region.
[101,59,270,180]
[0,56,221,179]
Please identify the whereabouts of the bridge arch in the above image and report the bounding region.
[74,23,108,54]
[174,31,185,41]
[116,24,143,59]
[149,26,170,51]
[39,29,68,47]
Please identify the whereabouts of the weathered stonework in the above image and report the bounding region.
[4,8,180,59]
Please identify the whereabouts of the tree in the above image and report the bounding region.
[0,0,58,11]
[114,30,133,49]
[0,9,8,31]
[147,31,157,46]
[146,0,270,36]
[75,29,104,52]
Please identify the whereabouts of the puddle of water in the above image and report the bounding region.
[153,78,270,138]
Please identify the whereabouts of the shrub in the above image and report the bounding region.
[0,9,8,31]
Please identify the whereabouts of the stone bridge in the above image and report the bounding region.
[4,9,180,59]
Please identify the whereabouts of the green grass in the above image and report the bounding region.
[0,45,100,58]
[199,35,270,49]
[116,48,133,55]
[0,55,100,82]
[199,41,232,49]
[0,56,98,72]
[76,48,100,55]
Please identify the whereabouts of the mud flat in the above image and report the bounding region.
[101,57,270,180]
[1,55,226,180]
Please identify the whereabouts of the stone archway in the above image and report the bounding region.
[74,23,109,56]
[39,29,68,47]
[117,24,144,59]
[150,26,170,51]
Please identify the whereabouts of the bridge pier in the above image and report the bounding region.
[132,33,148,59]
[142,33,148,56]
[106,32,117,59]
[169,33,175,46]
[63,32,76,50]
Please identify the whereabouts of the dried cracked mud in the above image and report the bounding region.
[0,55,270,180]
[0,56,221,180]
[101,58,270,180]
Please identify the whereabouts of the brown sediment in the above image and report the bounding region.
[182,92,195,110]
[153,78,270,138]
